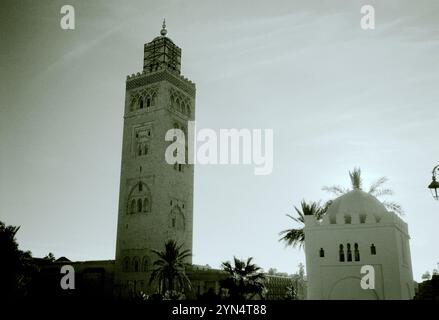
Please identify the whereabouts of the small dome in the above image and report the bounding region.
[326,189,388,221]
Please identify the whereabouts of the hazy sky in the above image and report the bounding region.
[1,0,439,281]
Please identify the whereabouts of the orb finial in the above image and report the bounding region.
[160,19,167,36]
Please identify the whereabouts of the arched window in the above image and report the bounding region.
[144,144,148,155]
[169,207,185,231]
[139,97,144,109]
[127,182,151,215]
[151,93,156,106]
[354,243,360,261]
[143,198,149,212]
[123,257,130,272]
[347,243,352,262]
[146,97,151,107]
[339,244,345,262]
[360,214,366,224]
[130,199,136,214]
[133,257,140,272]
[319,248,325,258]
[371,244,376,255]
[142,257,149,272]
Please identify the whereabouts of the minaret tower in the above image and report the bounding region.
[114,21,195,297]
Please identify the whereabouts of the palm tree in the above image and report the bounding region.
[149,240,192,295]
[322,167,403,215]
[220,257,266,300]
[278,200,325,248]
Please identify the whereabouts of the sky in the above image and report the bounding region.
[1,0,439,282]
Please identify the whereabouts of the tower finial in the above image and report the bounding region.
[160,19,167,37]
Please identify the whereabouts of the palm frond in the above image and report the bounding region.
[286,213,303,225]
[368,176,388,195]
[279,200,324,248]
[382,201,404,216]
[149,239,192,294]
[349,167,363,190]
[372,188,394,198]
[220,256,266,299]
[322,185,348,196]
[279,228,305,248]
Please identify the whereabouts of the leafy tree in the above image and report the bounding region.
[267,268,277,275]
[0,221,36,301]
[290,263,307,300]
[414,275,439,300]
[149,240,191,295]
[220,257,266,301]
[322,167,403,215]
[279,200,325,248]
[43,252,55,261]
[422,271,432,281]
[284,284,297,300]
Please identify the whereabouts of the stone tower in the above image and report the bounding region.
[114,21,195,298]
[304,189,414,300]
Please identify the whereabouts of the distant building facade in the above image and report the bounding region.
[304,189,414,300]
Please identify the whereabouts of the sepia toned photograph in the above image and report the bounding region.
[1,0,439,314]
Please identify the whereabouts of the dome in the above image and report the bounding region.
[326,189,388,221]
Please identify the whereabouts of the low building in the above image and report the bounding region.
[304,189,414,300]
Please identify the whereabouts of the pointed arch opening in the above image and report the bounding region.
[347,243,352,262]
[339,244,345,262]
[126,182,152,215]
[133,256,140,272]
[354,243,360,261]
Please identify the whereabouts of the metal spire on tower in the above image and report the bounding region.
[160,19,167,37]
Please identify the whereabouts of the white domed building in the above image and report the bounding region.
[304,189,414,300]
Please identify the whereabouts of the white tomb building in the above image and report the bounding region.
[304,189,414,300]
